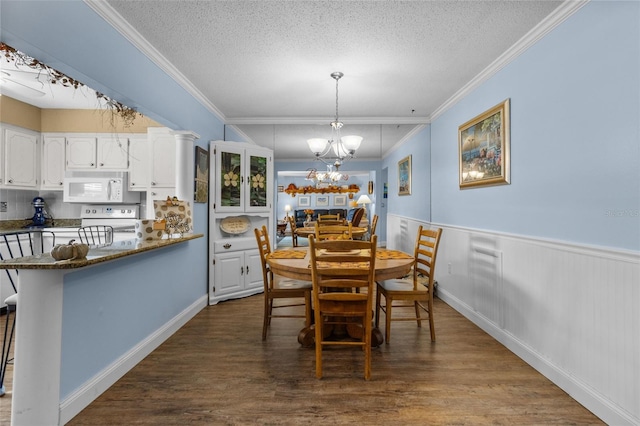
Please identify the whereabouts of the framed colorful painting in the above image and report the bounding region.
[459,99,511,189]
[398,155,411,195]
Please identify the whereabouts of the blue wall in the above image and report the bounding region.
[382,125,431,222]
[2,1,223,398]
[387,2,640,251]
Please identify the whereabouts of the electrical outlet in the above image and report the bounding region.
[447,263,452,274]
[0,201,7,213]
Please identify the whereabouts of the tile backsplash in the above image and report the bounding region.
[0,189,81,221]
[0,189,148,223]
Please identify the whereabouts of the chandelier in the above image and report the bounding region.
[307,72,363,168]
[306,165,349,186]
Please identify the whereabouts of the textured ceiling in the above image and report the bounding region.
[3,1,566,161]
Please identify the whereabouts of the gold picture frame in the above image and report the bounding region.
[398,155,411,195]
[194,146,209,203]
[459,99,510,189]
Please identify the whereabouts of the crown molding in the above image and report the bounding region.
[429,0,589,121]
[225,116,430,125]
[84,0,226,123]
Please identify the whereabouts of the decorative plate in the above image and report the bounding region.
[220,216,251,235]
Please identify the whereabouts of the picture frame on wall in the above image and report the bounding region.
[458,98,511,189]
[334,195,347,206]
[298,196,311,207]
[398,155,412,195]
[316,195,329,207]
[194,146,209,203]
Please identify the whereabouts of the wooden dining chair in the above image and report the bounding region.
[317,213,341,222]
[286,215,299,247]
[375,226,442,343]
[314,222,352,241]
[369,214,379,241]
[254,226,312,340]
[308,234,377,380]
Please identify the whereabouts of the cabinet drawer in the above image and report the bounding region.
[214,238,256,252]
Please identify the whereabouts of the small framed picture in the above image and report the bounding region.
[277,185,284,193]
[298,196,311,207]
[316,195,329,207]
[398,155,412,195]
[334,195,347,206]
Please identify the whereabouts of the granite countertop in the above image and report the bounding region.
[0,234,203,270]
[0,219,81,233]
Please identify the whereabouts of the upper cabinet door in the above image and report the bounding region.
[97,136,128,170]
[128,136,148,190]
[66,137,97,169]
[214,144,244,212]
[42,136,66,189]
[245,148,271,212]
[4,128,38,188]
[148,129,176,188]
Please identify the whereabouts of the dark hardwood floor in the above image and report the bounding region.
[1,294,602,425]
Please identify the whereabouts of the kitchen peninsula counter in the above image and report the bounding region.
[0,233,203,270]
[0,233,205,426]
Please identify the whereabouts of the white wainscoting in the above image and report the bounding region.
[387,214,640,425]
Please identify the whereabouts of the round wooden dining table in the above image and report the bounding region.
[266,247,414,346]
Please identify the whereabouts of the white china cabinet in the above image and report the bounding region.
[209,140,273,305]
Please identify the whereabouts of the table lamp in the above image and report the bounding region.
[284,204,292,219]
[356,194,372,222]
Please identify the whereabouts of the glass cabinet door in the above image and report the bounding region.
[215,145,244,212]
[213,144,271,213]
[245,148,272,212]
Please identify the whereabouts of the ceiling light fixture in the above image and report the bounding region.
[307,72,363,169]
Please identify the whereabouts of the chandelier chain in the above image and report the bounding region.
[335,75,340,124]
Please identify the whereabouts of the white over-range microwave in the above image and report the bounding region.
[63,171,140,204]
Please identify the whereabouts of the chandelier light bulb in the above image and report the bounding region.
[307,138,329,155]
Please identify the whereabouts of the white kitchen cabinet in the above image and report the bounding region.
[148,127,175,189]
[209,141,273,305]
[212,249,262,299]
[66,137,96,170]
[41,135,66,190]
[3,127,38,189]
[97,136,128,170]
[145,128,176,218]
[66,136,129,170]
[128,136,148,191]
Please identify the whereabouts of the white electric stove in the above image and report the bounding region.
[44,204,140,246]
[80,204,140,230]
